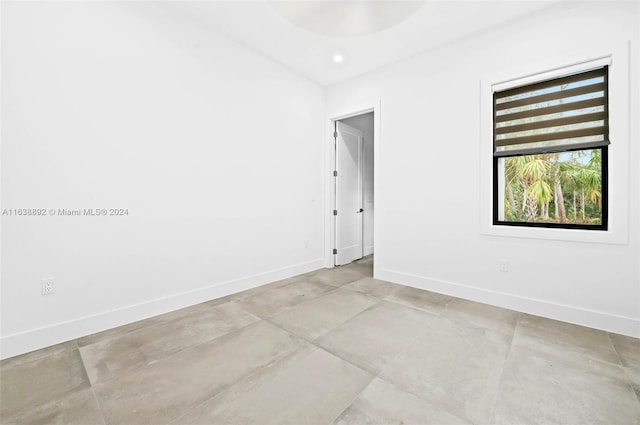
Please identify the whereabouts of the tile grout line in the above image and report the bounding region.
[309,297,472,424]
[76,338,109,425]
[608,332,640,405]
[609,331,629,368]
[261,294,385,356]
[366,313,475,425]
[74,271,357,351]
[373,376,473,425]
[311,268,380,423]
[73,273,374,399]
[236,276,357,319]
[82,311,263,387]
[379,287,450,316]
[165,334,320,425]
[487,311,521,424]
[88,384,108,425]
[166,273,371,425]
[295,296,442,380]
[324,375,375,425]
[245,282,356,321]
[512,320,627,369]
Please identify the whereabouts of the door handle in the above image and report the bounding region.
[357,208,364,213]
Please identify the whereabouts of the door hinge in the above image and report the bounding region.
[333,131,338,139]
[333,170,338,177]
[333,249,338,255]
[333,210,338,216]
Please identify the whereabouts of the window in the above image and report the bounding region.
[493,66,608,230]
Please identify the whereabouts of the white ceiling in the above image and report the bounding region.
[166,1,557,86]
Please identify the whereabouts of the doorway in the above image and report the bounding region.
[333,112,375,266]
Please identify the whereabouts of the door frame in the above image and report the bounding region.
[324,101,381,275]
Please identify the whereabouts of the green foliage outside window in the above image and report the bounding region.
[501,149,602,225]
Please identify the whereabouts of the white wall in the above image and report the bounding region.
[1,2,326,358]
[327,2,640,337]
[340,113,374,255]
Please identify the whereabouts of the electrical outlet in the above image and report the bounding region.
[499,259,509,273]
[41,278,56,295]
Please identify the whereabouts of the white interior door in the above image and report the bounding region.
[335,121,364,266]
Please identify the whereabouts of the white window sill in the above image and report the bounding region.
[480,223,628,245]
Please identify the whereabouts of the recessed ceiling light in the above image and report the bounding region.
[333,54,344,63]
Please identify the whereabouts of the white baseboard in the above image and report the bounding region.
[377,268,640,338]
[0,259,325,360]
[364,246,374,256]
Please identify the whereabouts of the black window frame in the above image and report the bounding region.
[492,66,609,231]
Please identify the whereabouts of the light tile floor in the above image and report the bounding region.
[1,256,639,425]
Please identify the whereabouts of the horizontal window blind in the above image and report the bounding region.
[493,66,609,157]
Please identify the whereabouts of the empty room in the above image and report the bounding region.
[1,1,639,424]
